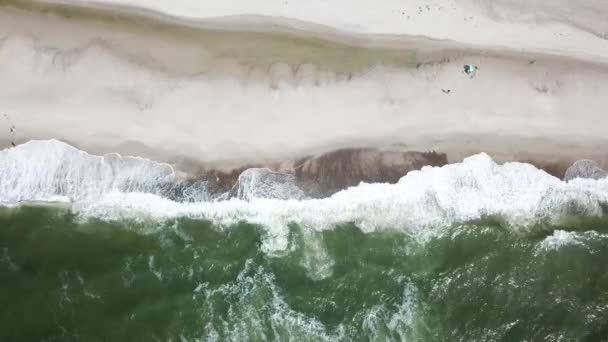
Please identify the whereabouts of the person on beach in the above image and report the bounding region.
[463,64,478,78]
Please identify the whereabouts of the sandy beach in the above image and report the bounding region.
[1,0,607,176]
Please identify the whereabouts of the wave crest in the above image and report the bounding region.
[2,140,608,251]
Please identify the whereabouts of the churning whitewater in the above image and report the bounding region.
[2,141,608,341]
[1,140,608,251]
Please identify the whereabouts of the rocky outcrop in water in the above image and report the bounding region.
[563,160,608,181]
[293,147,448,197]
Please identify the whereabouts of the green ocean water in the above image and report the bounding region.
[2,206,608,341]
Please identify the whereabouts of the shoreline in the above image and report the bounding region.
[0,139,606,208]
[2,138,606,194]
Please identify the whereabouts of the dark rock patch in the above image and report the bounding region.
[293,147,448,197]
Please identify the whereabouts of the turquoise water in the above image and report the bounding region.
[2,206,608,341]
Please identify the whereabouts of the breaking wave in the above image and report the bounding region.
[1,140,608,250]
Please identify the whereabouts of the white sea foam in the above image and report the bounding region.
[537,230,608,253]
[196,259,344,341]
[235,168,307,201]
[0,140,177,202]
[2,140,608,252]
[363,283,419,340]
[538,230,584,252]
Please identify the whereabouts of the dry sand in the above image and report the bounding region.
[1,0,607,172]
